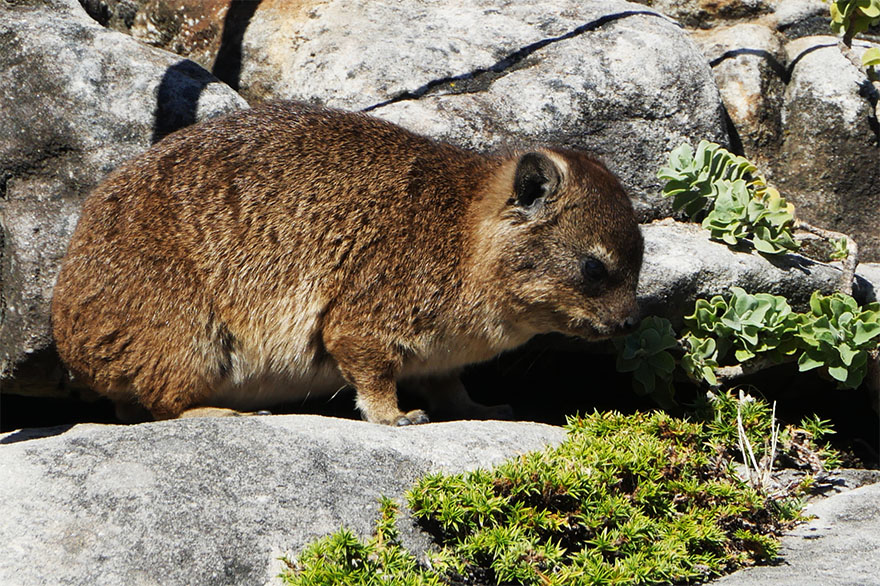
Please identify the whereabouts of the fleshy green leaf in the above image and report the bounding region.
[863,47,880,67]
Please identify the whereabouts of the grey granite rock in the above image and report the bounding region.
[231,0,728,219]
[708,481,880,586]
[772,36,880,262]
[693,24,786,165]
[630,0,774,28]
[0,0,247,396]
[638,220,850,323]
[0,415,565,585]
[1,415,876,586]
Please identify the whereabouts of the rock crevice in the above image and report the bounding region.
[363,10,670,112]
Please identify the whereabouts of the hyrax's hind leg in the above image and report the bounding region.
[177,407,274,418]
[324,332,428,426]
[122,330,230,421]
[408,374,514,421]
[178,407,242,418]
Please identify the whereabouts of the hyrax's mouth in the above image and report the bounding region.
[564,313,636,341]
[561,317,609,341]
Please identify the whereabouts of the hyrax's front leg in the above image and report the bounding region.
[323,332,429,426]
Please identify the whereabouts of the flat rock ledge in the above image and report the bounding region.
[1,415,877,585]
[710,480,880,586]
[0,415,565,585]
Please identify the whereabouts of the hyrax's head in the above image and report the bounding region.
[473,148,643,341]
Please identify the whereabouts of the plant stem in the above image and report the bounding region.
[716,356,781,382]
[795,220,858,295]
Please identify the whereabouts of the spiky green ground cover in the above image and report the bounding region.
[282,405,819,586]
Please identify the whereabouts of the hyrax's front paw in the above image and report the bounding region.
[394,409,430,426]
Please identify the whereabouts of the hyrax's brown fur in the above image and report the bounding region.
[51,101,643,426]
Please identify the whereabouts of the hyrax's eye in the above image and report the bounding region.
[580,256,608,286]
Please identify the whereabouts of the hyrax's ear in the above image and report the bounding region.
[514,152,561,208]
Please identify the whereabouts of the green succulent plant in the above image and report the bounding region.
[657,141,757,217]
[680,335,720,387]
[796,291,880,388]
[620,288,880,403]
[658,142,799,255]
[830,0,880,37]
[614,316,678,404]
[829,237,850,261]
[685,287,799,364]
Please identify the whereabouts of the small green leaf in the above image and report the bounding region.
[798,351,824,372]
[863,47,880,68]
[648,351,676,374]
[827,364,850,382]
[853,321,880,345]
[838,344,859,367]
[734,348,756,362]
[702,366,718,386]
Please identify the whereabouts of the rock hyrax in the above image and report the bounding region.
[52,101,644,425]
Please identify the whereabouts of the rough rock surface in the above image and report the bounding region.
[1,416,877,586]
[629,0,774,29]
[234,0,727,219]
[78,0,239,80]
[0,415,566,585]
[767,0,836,39]
[0,0,247,395]
[692,24,786,165]
[856,263,880,303]
[638,220,852,323]
[772,36,880,262]
[709,481,880,586]
[81,0,730,217]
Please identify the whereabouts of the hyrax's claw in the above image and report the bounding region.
[395,409,430,426]
[409,410,430,424]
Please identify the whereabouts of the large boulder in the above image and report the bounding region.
[689,25,880,263]
[237,0,728,219]
[0,415,566,585]
[0,0,247,396]
[638,220,854,323]
[771,36,880,262]
[77,0,730,219]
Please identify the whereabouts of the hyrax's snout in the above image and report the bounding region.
[573,249,641,337]
[597,297,641,336]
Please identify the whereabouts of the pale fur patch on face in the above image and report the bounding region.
[586,242,617,272]
[540,150,570,187]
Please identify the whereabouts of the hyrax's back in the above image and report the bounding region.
[52,101,643,425]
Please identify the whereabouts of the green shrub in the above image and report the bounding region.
[281,497,440,586]
[282,405,832,586]
[685,287,799,364]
